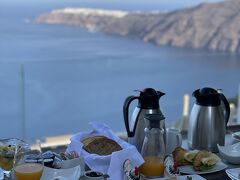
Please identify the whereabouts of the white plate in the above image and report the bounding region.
[218,143,240,164]
[226,168,240,180]
[232,132,240,141]
[143,175,206,180]
[0,168,3,180]
[179,162,227,175]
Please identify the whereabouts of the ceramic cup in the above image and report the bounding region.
[166,128,182,154]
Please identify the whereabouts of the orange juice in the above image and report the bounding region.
[14,163,43,180]
[139,156,165,177]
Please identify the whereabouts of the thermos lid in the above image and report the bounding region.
[138,88,165,109]
[144,113,165,129]
[193,87,221,106]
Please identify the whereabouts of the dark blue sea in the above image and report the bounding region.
[0,0,239,142]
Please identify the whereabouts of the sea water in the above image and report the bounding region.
[0,0,240,142]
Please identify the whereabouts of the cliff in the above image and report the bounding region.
[36,0,240,53]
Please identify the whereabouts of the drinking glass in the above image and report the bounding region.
[13,144,44,180]
[0,138,29,178]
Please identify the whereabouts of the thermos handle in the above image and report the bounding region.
[177,133,182,147]
[123,96,139,137]
[220,94,230,126]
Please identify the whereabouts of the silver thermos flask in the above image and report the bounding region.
[188,87,230,152]
[123,88,165,152]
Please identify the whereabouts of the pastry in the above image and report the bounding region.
[172,147,189,165]
[172,147,220,171]
[184,150,199,163]
[193,150,211,170]
[193,151,220,171]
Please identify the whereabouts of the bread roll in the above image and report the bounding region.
[82,136,122,155]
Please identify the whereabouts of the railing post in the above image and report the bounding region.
[173,94,190,131]
[20,64,26,140]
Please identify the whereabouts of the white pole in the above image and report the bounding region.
[237,84,240,123]
[183,94,190,117]
[181,94,190,131]
[20,64,26,140]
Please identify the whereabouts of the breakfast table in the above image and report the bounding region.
[54,125,240,180]
[2,126,240,180]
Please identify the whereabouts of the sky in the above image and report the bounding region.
[5,0,224,5]
[1,0,225,12]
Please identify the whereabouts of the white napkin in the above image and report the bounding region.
[67,121,144,180]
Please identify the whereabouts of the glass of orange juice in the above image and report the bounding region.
[139,114,166,178]
[139,156,165,177]
[0,138,29,178]
[13,144,43,180]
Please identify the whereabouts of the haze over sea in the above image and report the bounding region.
[1,0,240,142]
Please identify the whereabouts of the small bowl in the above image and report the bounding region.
[0,138,29,149]
[218,143,240,164]
[41,157,84,180]
[0,138,29,172]
[60,156,84,170]
[41,165,81,180]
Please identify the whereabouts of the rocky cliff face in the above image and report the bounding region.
[36,0,240,53]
